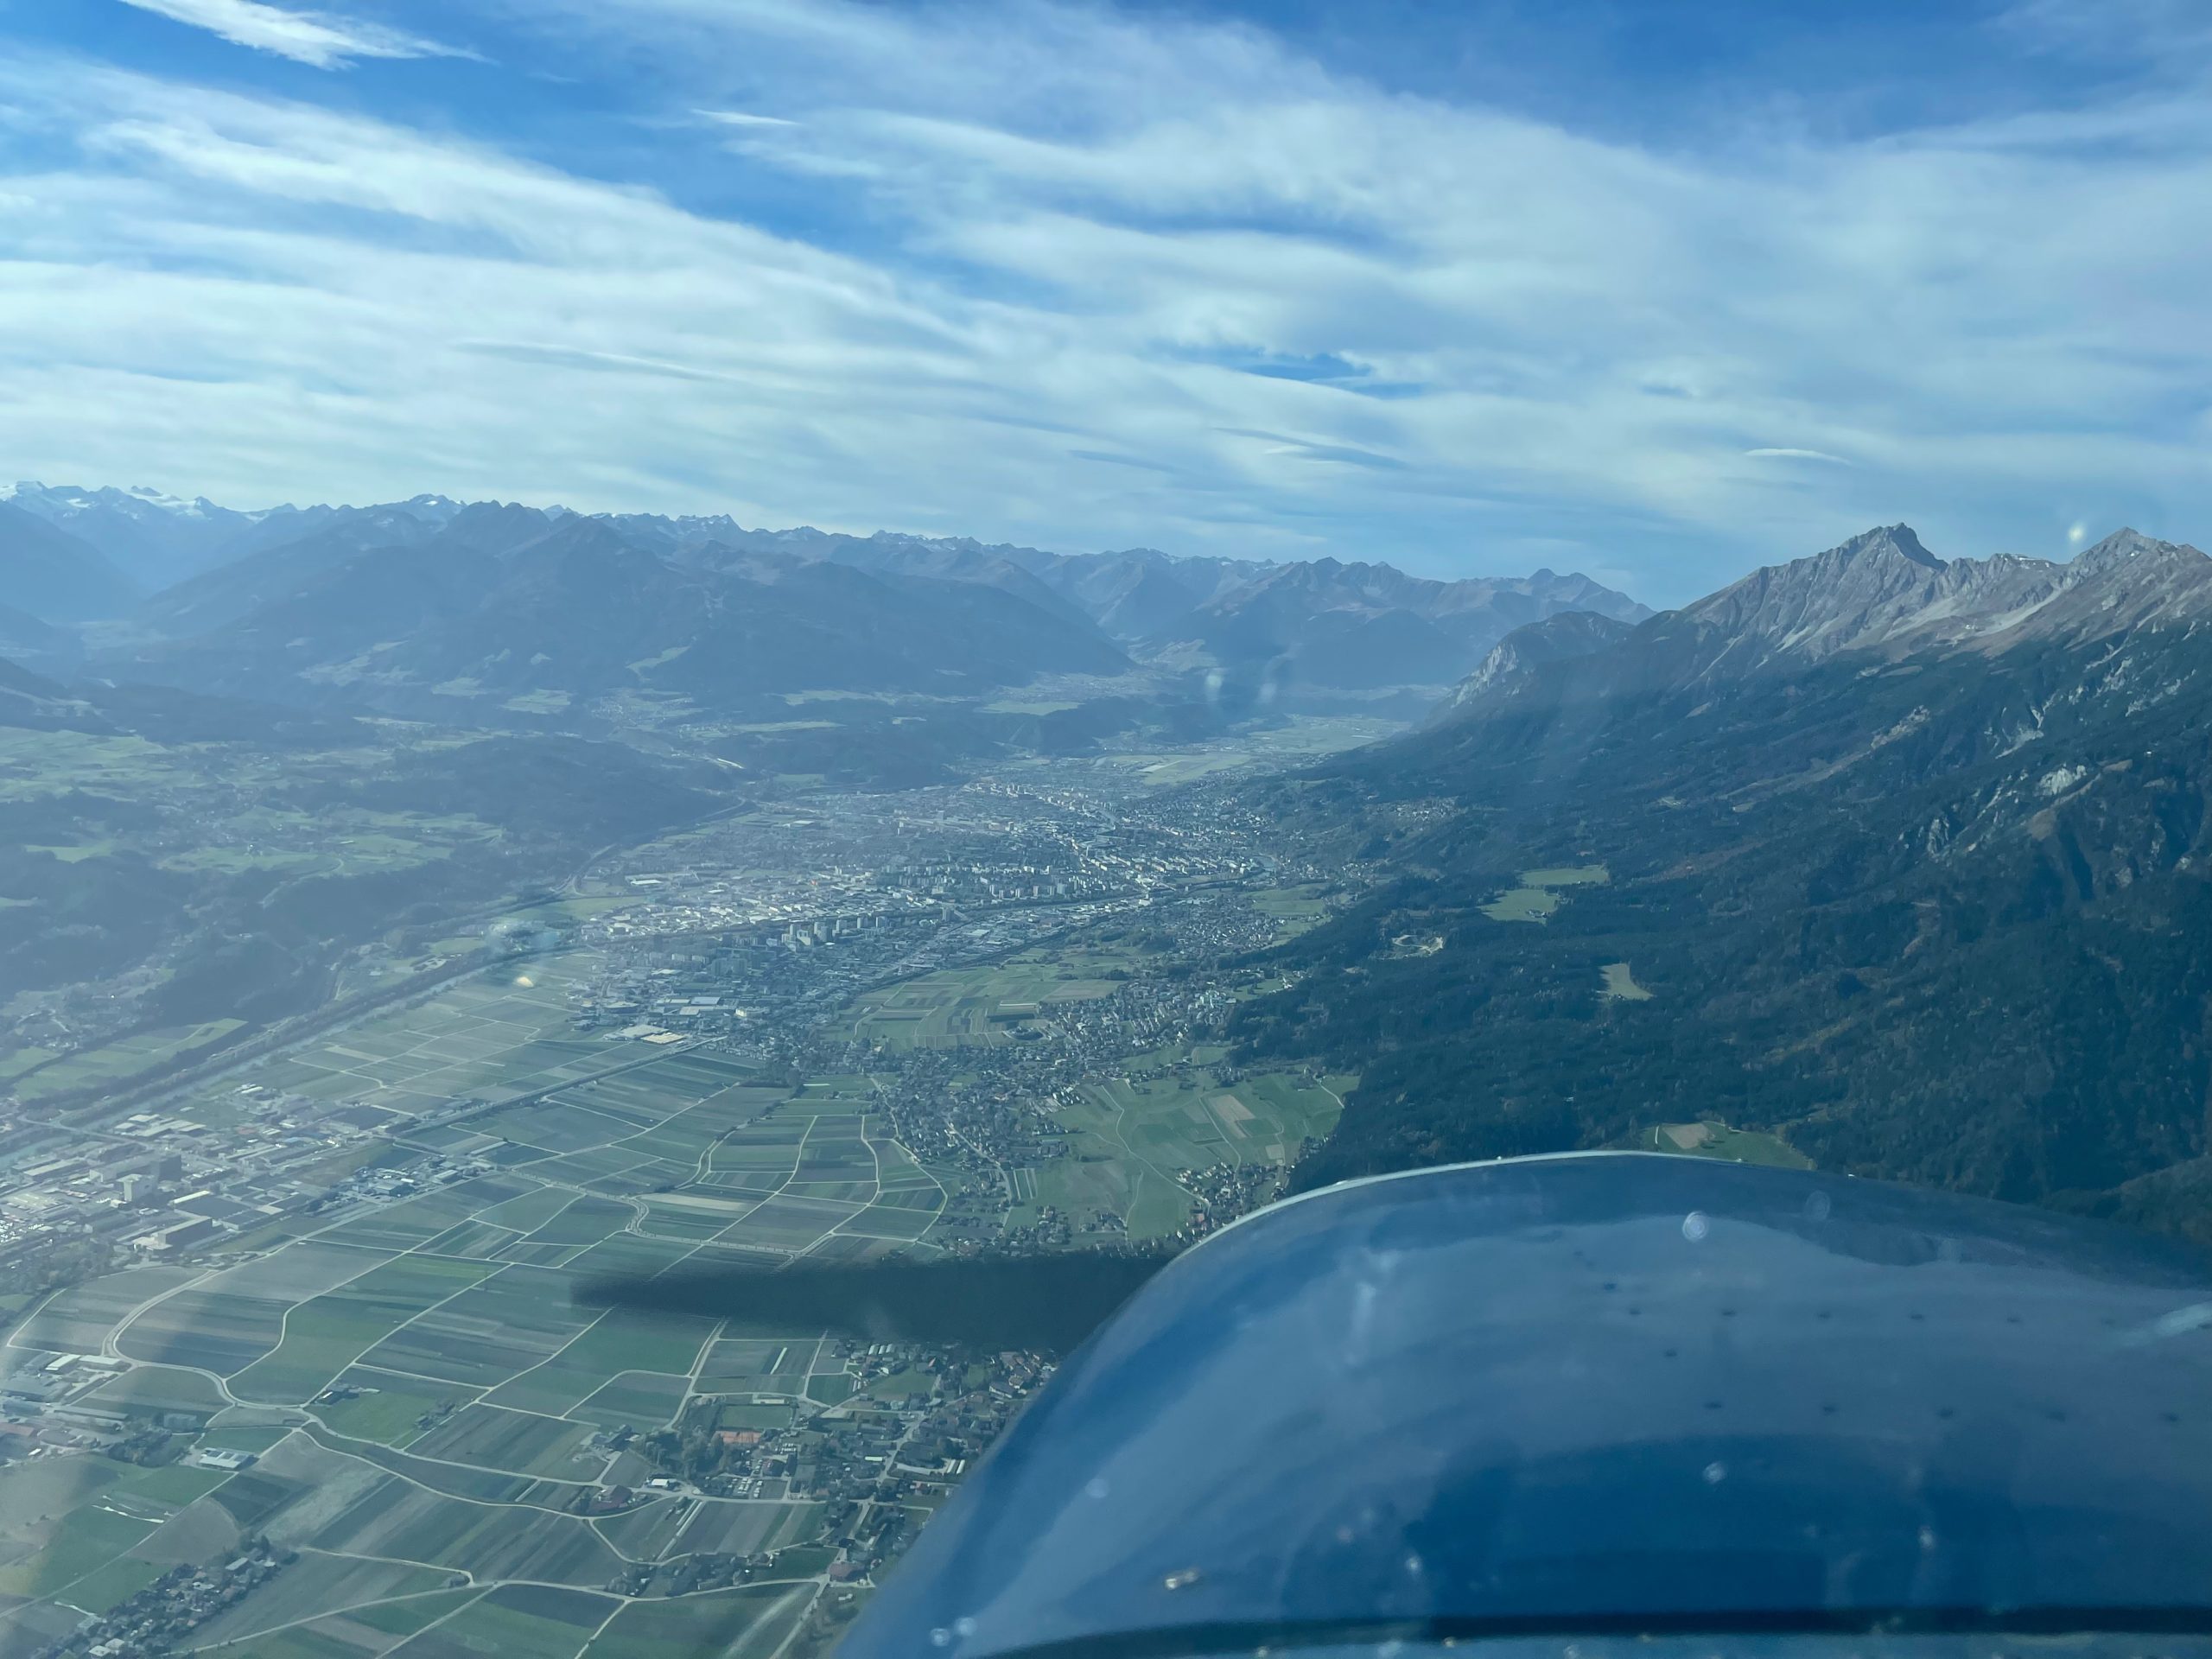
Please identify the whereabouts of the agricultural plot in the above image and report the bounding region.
[1031,1054,1346,1237]
[10,1264,200,1354]
[398,1582,618,1659]
[81,1363,229,1423]
[301,1427,543,1505]
[590,1497,689,1560]
[569,1371,690,1430]
[186,1555,453,1647]
[1249,884,1333,937]
[467,1099,635,1155]
[705,1131,805,1177]
[484,1307,712,1418]
[207,1241,391,1304]
[552,1309,717,1379]
[230,1255,497,1403]
[212,1434,378,1535]
[669,1499,821,1559]
[9,1020,245,1105]
[307,1478,620,1585]
[406,1404,604,1479]
[838,954,1128,1051]
[719,1195,863,1252]
[524,1147,657,1188]
[634,1202,732,1240]
[315,1370,472,1444]
[318,1179,532,1251]
[1644,1120,1813,1169]
[0,1458,222,1605]
[516,1196,636,1249]
[560,1233,698,1280]
[800,1234,904,1266]
[419,1217,524,1258]
[359,1267,598,1386]
[116,1287,289,1375]
[698,1338,810,1385]
[177,960,630,1122]
[1482,863,1611,924]
[582,1583,812,1659]
[583,1160,694,1197]
[213,1595,477,1659]
[0,1502,156,1602]
[837,1202,938,1241]
[474,1187,582,1233]
[3,876,1376,1652]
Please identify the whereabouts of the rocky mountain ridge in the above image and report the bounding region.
[1442,524,2211,719]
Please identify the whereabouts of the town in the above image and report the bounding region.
[0,753,1354,1658]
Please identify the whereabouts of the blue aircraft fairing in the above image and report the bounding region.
[839,1153,2212,1658]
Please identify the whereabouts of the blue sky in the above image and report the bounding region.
[3,0,2209,601]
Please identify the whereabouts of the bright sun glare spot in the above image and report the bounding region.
[2069,522,2088,544]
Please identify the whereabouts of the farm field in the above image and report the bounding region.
[176,956,631,1127]
[1643,1120,1814,1169]
[3,877,1350,1655]
[0,1033,869,1644]
[1601,961,1654,1001]
[839,946,1135,1050]
[1028,1046,1349,1239]
[1482,864,1611,924]
[1090,714,1402,785]
[9,1020,247,1105]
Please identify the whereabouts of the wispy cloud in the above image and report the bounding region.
[694,109,798,129]
[114,0,468,69]
[7,0,2212,595]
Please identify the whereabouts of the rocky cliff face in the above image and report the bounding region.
[1438,524,2212,721]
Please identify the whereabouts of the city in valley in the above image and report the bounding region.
[0,740,1365,1659]
[8,6,2212,1650]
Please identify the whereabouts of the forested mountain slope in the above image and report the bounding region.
[1237,524,2212,1237]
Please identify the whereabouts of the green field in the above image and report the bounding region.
[315,1376,461,1444]
[1249,884,1334,938]
[81,1364,232,1421]
[10,1020,246,1103]
[231,1255,498,1403]
[1096,715,1405,785]
[1601,961,1653,1001]
[1645,1120,1814,1168]
[842,949,1133,1050]
[1030,1048,1349,1238]
[177,955,637,1124]
[3,874,1363,1646]
[1483,864,1610,924]
[583,1584,811,1659]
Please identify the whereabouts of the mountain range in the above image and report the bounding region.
[3,482,1644,705]
[1439,523,2212,720]
[14,484,2212,1237]
[1238,518,2212,1237]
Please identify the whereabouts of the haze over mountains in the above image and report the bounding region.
[1240,518,2212,1237]
[1,482,1645,708]
[15,477,2212,1236]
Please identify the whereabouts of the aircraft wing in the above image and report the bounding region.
[837,1152,2212,1658]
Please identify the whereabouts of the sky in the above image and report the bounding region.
[2,0,2209,601]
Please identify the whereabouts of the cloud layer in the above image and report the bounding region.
[116,0,464,68]
[4,0,2209,598]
